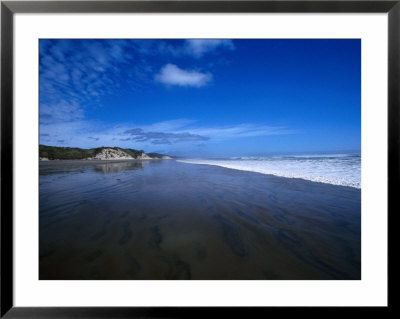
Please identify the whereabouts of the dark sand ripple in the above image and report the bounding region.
[39,159,361,280]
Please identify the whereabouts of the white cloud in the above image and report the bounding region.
[185,40,235,57]
[155,64,212,87]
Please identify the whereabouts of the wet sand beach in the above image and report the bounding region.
[39,159,361,280]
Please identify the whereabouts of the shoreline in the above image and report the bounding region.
[39,158,361,191]
[177,159,361,190]
[178,160,361,191]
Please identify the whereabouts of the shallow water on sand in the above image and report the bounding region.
[39,159,361,280]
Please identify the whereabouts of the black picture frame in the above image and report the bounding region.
[1,0,395,317]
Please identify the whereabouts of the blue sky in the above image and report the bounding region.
[39,39,360,157]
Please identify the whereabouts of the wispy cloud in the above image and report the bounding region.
[40,39,145,125]
[185,40,235,57]
[188,123,295,139]
[124,127,209,144]
[117,119,294,147]
[132,39,235,58]
[39,118,295,151]
[155,64,212,87]
[39,40,234,129]
[142,119,195,132]
[134,119,295,141]
[40,100,84,125]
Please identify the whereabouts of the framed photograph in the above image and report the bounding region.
[1,0,395,317]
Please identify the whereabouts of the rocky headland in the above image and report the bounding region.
[39,145,172,161]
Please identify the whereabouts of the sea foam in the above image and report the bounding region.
[178,154,361,189]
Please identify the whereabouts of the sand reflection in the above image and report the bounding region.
[94,161,148,173]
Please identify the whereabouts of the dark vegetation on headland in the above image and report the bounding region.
[147,152,169,158]
[39,145,169,160]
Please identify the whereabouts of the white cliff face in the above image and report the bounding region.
[92,148,135,160]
